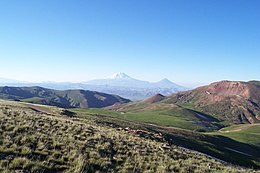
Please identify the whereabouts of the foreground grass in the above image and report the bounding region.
[73,108,260,170]
[0,100,254,172]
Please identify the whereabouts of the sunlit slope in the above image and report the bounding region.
[208,124,260,147]
[108,81,260,132]
[107,95,223,131]
[0,99,255,172]
[73,107,260,169]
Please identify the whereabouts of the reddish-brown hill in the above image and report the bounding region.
[165,81,260,124]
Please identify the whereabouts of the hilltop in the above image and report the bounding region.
[165,80,260,124]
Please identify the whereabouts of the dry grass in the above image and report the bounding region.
[0,100,255,172]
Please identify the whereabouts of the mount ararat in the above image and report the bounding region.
[0,73,187,101]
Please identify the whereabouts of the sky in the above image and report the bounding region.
[0,0,259,87]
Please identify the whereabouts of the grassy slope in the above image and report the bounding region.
[105,101,223,131]
[76,108,200,130]
[0,100,252,172]
[207,124,260,147]
[72,108,260,169]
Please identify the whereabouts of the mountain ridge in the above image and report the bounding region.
[165,80,260,124]
[0,73,187,100]
[0,86,130,108]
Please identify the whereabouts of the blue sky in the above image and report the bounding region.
[0,0,259,87]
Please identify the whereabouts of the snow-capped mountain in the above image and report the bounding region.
[85,73,150,88]
[81,72,188,100]
[109,72,132,80]
[107,72,184,88]
[85,72,186,90]
[0,73,188,101]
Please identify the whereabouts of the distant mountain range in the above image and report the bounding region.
[85,72,185,89]
[0,86,130,108]
[0,73,187,100]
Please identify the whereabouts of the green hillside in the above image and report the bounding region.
[73,108,260,169]
[0,99,254,172]
[107,81,260,132]
[106,100,224,132]
[208,124,260,147]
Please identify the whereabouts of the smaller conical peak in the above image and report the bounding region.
[159,78,172,83]
[109,72,132,80]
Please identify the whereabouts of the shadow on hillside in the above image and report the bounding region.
[72,110,260,169]
[158,128,260,169]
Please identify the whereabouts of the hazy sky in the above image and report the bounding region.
[0,0,259,87]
